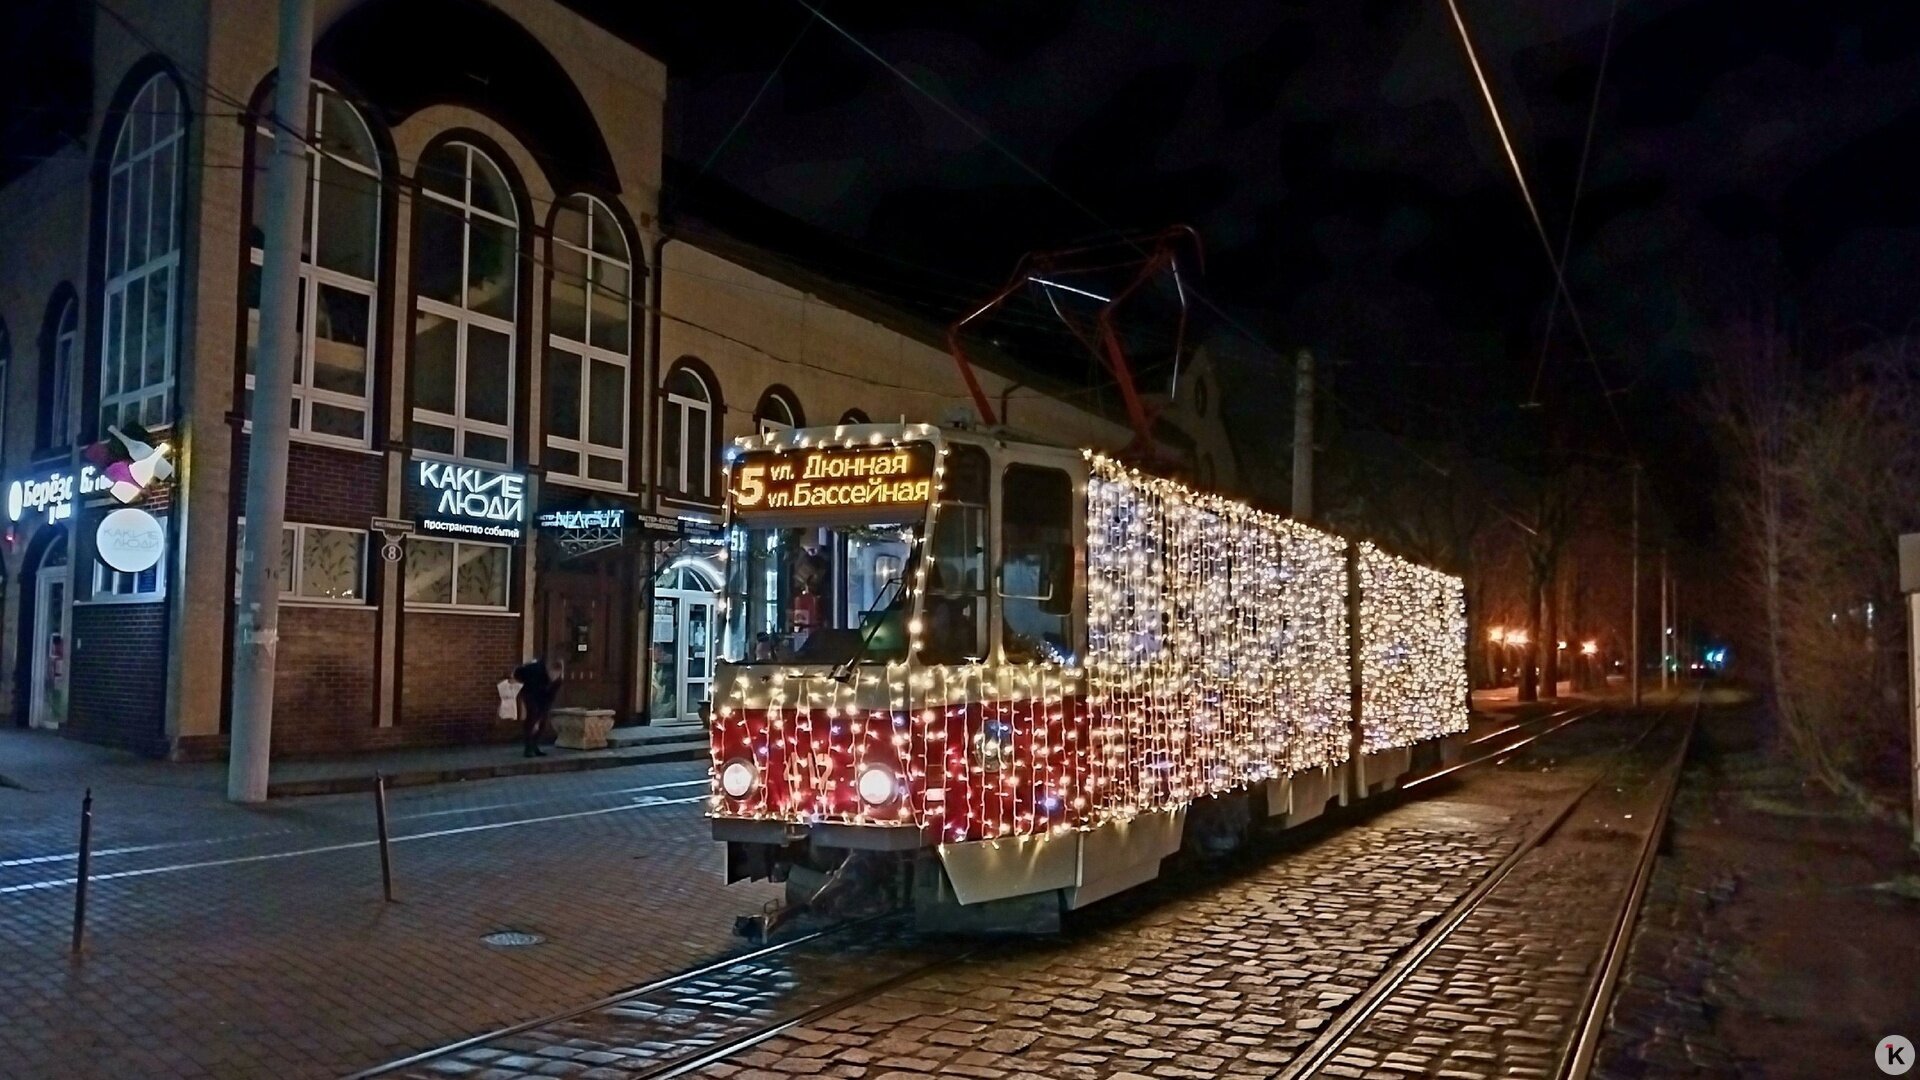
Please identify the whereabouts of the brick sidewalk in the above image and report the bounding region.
[0,758,779,1079]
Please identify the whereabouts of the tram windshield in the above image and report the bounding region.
[724,520,922,665]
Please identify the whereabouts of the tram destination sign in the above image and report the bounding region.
[729,442,935,515]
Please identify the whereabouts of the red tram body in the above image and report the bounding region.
[709,423,1468,927]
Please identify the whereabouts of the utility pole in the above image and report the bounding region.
[1630,465,1641,706]
[1659,547,1671,692]
[1292,349,1313,522]
[228,0,314,803]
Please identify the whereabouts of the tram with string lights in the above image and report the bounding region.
[706,420,1470,936]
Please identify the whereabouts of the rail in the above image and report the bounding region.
[1279,694,1698,1080]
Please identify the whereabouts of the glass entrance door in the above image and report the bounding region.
[679,597,714,724]
[30,575,66,730]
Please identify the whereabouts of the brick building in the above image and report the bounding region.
[0,0,1238,758]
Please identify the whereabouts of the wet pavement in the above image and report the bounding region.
[367,708,1666,1080]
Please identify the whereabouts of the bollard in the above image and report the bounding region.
[373,772,395,903]
[71,787,93,955]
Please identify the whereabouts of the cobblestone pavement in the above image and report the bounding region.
[1303,711,1690,1080]
[371,711,1653,1080]
[0,759,780,1079]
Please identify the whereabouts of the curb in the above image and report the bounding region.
[265,743,711,798]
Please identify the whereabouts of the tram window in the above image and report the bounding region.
[922,444,989,664]
[725,521,920,665]
[1000,464,1075,664]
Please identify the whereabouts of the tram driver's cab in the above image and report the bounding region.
[718,423,1085,679]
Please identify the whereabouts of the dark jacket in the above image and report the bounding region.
[514,662,558,713]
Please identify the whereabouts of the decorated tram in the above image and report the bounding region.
[707,421,1469,933]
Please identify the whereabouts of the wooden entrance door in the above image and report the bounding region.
[538,558,629,713]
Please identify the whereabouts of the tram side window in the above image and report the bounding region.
[1000,464,1075,664]
[922,444,989,664]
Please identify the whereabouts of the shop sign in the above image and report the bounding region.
[537,508,624,530]
[95,507,164,573]
[728,442,935,514]
[415,461,526,540]
[7,467,116,524]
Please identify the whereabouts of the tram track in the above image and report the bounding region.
[347,698,1650,1080]
[344,913,907,1079]
[1280,692,1703,1080]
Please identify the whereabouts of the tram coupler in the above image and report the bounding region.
[733,851,900,941]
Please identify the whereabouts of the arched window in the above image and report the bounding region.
[754,386,802,435]
[0,320,10,460]
[545,193,630,486]
[412,141,518,465]
[660,361,716,502]
[244,83,380,445]
[101,73,187,433]
[42,294,78,449]
[838,408,870,426]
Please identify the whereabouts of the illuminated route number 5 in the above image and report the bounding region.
[734,464,766,507]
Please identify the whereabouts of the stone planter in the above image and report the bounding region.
[550,708,616,750]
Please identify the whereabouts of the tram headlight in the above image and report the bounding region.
[719,758,758,799]
[856,764,898,806]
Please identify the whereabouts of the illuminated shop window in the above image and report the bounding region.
[412,142,518,466]
[243,84,380,446]
[403,536,509,610]
[545,194,631,487]
[100,73,186,433]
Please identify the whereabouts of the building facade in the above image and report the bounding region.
[0,0,1238,759]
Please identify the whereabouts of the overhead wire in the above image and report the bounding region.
[1524,0,1619,410]
[1441,0,1631,449]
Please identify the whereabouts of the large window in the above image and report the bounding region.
[545,194,630,486]
[754,386,801,435]
[660,362,716,502]
[999,464,1075,663]
[404,536,510,610]
[101,74,186,433]
[922,444,989,664]
[244,84,381,446]
[43,296,77,449]
[234,521,370,603]
[412,142,518,465]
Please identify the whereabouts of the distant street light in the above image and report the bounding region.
[1580,640,1599,656]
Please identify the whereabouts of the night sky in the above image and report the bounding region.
[6,1,1918,539]
[585,0,1920,538]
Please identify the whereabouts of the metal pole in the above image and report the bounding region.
[1659,547,1670,692]
[71,788,92,955]
[228,0,315,802]
[374,772,395,902]
[1909,591,1920,851]
[1630,465,1641,706]
[1292,348,1314,522]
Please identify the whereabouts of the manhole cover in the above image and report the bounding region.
[481,931,544,947]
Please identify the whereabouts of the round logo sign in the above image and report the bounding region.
[5,481,19,523]
[1881,1035,1915,1076]
[95,508,164,574]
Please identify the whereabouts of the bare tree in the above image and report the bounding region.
[1704,322,1918,820]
